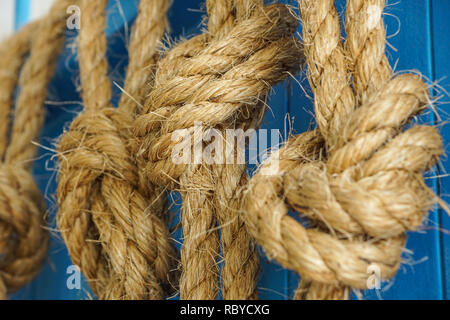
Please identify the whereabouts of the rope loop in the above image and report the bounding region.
[0,165,48,299]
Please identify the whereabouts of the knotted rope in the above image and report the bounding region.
[57,0,176,299]
[244,0,443,300]
[1,0,439,301]
[0,0,70,299]
[133,1,303,299]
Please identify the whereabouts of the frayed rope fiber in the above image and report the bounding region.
[0,0,445,301]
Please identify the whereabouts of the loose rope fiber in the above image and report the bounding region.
[244,0,443,300]
[0,0,71,299]
[133,1,303,299]
[57,0,177,299]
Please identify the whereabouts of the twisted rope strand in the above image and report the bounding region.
[298,0,355,146]
[58,0,175,299]
[134,3,302,299]
[119,0,170,115]
[345,0,391,105]
[6,0,72,165]
[206,0,235,40]
[0,22,37,158]
[77,0,111,112]
[0,0,71,299]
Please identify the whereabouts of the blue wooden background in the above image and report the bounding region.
[9,0,450,300]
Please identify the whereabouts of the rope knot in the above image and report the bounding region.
[56,0,178,300]
[287,75,442,239]
[58,106,176,299]
[245,73,443,292]
[58,108,137,189]
[133,3,304,190]
[0,164,48,298]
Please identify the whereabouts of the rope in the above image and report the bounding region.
[133,2,302,299]
[243,0,443,300]
[119,0,170,115]
[298,0,355,147]
[207,0,263,300]
[0,0,442,301]
[0,0,70,299]
[57,0,176,299]
[345,0,391,106]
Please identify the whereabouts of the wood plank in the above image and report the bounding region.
[431,0,450,300]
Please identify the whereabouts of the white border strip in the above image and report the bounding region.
[30,0,55,21]
[0,0,15,40]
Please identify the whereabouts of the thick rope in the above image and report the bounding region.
[119,0,170,115]
[133,2,302,299]
[0,0,70,299]
[244,0,443,300]
[0,0,440,301]
[0,22,36,158]
[298,0,355,147]
[345,0,391,106]
[207,0,263,300]
[57,0,175,299]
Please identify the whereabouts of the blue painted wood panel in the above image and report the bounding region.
[431,0,450,300]
[9,0,450,299]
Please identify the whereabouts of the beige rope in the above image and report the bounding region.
[244,0,443,300]
[0,0,70,299]
[0,22,36,157]
[57,0,176,299]
[298,0,355,147]
[133,2,302,299]
[345,0,391,106]
[119,0,170,115]
[0,0,438,301]
[207,0,263,300]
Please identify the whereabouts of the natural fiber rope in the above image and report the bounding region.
[206,0,263,300]
[0,0,70,299]
[298,0,355,147]
[57,0,176,299]
[0,0,439,301]
[0,22,36,158]
[244,0,443,300]
[119,0,170,115]
[133,2,303,299]
[345,0,391,106]
[0,23,38,300]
